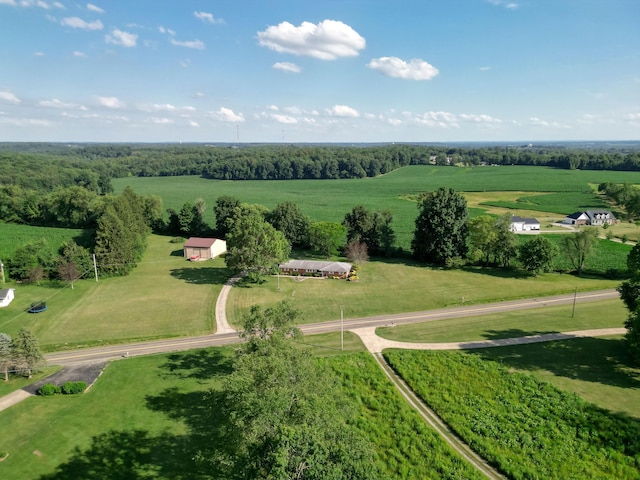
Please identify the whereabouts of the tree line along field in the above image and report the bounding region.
[112,165,640,250]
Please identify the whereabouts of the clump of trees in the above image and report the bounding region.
[412,187,468,265]
[0,329,44,381]
[212,300,378,479]
[617,244,640,363]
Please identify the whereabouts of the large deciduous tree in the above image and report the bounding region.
[216,301,378,479]
[266,201,311,248]
[343,206,395,256]
[412,187,468,265]
[308,222,346,258]
[213,195,241,237]
[563,229,597,275]
[225,209,290,282]
[519,236,557,276]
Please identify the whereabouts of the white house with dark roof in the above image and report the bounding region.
[183,237,227,261]
[0,288,15,308]
[278,260,352,279]
[510,216,540,232]
[563,210,616,226]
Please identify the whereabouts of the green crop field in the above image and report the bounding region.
[481,191,612,215]
[113,165,640,249]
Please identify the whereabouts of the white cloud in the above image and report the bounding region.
[387,118,403,126]
[1,0,62,6]
[210,107,244,122]
[0,117,53,127]
[480,66,491,71]
[414,111,459,128]
[257,19,365,60]
[0,0,17,5]
[194,11,223,24]
[86,3,103,13]
[105,28,137,47]
[149,117,174,125]
[273,62,301,73]
[530,117,570,128]
[486,0,519,10]
[34,51,45,56]
[61,16,103,30]
[459,113,502,124]
[52,1,63,7]
[272,114,297,124]
[39,98,86,109]
[0,91,21,104]
[624,113,640,121]
[73,50,87,57]
[327,105,360,118]
[97,96,126,109]
[158,26,176,36]
[170,38,205,50]
[367,56,439,81]
[189,120,199,127]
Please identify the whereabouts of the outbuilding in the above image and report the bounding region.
[183,237,227,261]
[0,288,15,308]
[510,215,540,232]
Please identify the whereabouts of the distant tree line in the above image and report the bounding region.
[3,144,640,192]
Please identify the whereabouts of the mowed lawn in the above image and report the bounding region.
[0,235,229,350]
[226,260,620,327]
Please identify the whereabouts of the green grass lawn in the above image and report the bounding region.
[376,299,627,343]
[227,260,620,327]
[0,235,229,351]
[0,366,61,397]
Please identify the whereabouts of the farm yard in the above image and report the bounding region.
[2,162,640,478]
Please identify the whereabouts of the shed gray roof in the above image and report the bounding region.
[510,215,539,224]
[279,260,352,273]
[0,289,14,300]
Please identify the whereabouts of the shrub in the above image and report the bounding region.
[62,381,87,394]
[38,383,61,396]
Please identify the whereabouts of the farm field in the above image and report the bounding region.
[0,344,481,480]
[113,165,640,249]
[385,348,640,479]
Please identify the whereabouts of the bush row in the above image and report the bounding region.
[38,381,87,396]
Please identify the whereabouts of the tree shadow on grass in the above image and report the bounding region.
[481,328,559,340]
[169,267,230,285]
[39,429,211,480]
[160,348,234,382]
[470,335,640,390]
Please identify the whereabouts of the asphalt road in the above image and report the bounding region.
[45,288,620,366]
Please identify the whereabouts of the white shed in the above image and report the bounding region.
[0,288,15,308]
[183,237,227,261]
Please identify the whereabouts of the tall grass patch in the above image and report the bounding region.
[385,349,640,480]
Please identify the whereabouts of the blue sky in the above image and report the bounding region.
[1,0,638,143]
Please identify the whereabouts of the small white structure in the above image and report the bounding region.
[0,288,15,308]
[510,216,540,232]
[183,237,227,261]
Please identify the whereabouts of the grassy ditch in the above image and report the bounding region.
[384,349,640,479]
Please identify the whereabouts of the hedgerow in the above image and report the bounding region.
[384,350,640,479]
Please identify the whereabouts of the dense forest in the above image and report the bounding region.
[2,143,640,189]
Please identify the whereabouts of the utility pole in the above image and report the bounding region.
[93,254,99,282]
[571,287,577,318]
[340,307,344,351]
